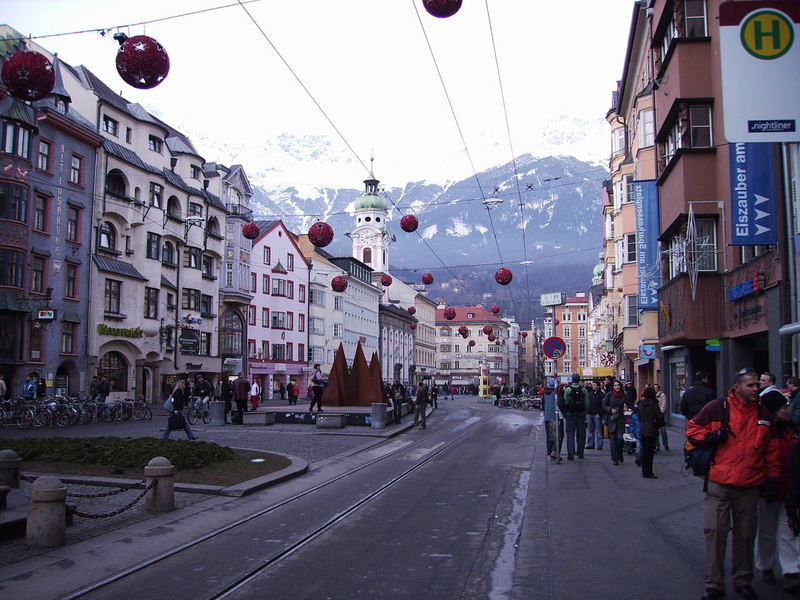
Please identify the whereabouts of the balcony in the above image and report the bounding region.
[658,272,724,344]
[226,203,253,218]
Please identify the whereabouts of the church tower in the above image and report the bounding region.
[349,161,393,272]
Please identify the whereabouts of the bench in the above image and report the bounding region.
[316,414,346,429]
[242,411,275,426]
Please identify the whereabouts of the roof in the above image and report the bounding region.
[92,255,147,281]
[380,303,416,321]
[161,275,177,290]
[435,306,503,325]
[103,138,162,175]
[353,191,388,212]
[564,296,589,305]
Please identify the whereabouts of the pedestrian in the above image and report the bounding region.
[163,377,198,440]
[88,376,99,403]
[22,374,37,401]
[413,381,429,429]
[687,368,780,600]
[35,374,47,400]
[755,392,793,587]
[220,378,233,424]
[654,383,669,451]
[680,371,716,420]
[559,373,588,460]
[0,374,6,400]
[630,405,642,466]
[391,380,406,424]
[231,372,249,421]
[623,379,637,408]
[286,380,295,405]
[637,386,664,479]
[603,380,630,466]
[760,371,787,409]
[279,380,286,401]
[429,384,438,409]
[586,380,604,451]
[309,364,326,412]
[784,431,800,593]
[250,377,261,411]
[193,375,213,412]
[788,377,800,427]
[544,379,563,460]
[99,375,111,403]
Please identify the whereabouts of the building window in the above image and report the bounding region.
[148,135,163,153]
[104,279,122,314]
[685,0,707,37]
[611,126,625,156]
[2,119,31,159]
[225,262,233,287]
[625,233,637,263]
[263,246,271,264]
[144,287,159,319]
[65,263,78,299]
[262,308,269,327]
[362,247,372,264]
[248,339,256,358]
[578,326,586,338]
[103,115,119,136]
[200,294,214,317]
[146,232,161,259]
[31,255,47,294]
[562,311,572,322]
[309,288,325,307]
[615,238,624,271]
[639,108,655,148]
[190,165,201,180]
[695,218,718,271]
[30,324,43,361]
[310,317,324,335]
[61,322,76,354]
[334,295,343,311]
[200,332,211,356]
[287,253,294,271]
[33,195,48,232]
[97,351,128,391]
[186,247,200,269]
[161,241,175,265]
[0,182,27,222]
[248,305,256,326]
[188,202,203,216]
[125,127,132,144]
[625,294,639,327]
[201,255,214,278]
[272,344,286,361]
[440,362,451,370]
[63,205,79,242]
[299,314,305,332]
[272,311,287,329]
[287,281,294,299]
[333,323,343,337]
[664,104,713,163]
[150,183,163,209]
[182,288,200,311]
[0,249,24,287]
[220,311,243,356]
[661,10,678,58]
[98,221,116,251]
[624,175,634,204]
[272,278,287,296]
[69,154,83,185]
[37,140,52,171]
[440,344,452,353]
[299,343,305,362]
[563,326,571,338]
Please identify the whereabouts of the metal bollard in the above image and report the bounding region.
[144,456,174,513]
[209,400,225,427]
[26,476,67,548]
[371,403,387,429]
[0,449,21,488]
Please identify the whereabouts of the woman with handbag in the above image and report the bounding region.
[163,376,198,440]
[638,386,664,478]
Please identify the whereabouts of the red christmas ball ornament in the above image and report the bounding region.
[242,222,260,240]
[380,274,393,287]
[468,340,476,347]
[521,331,528,338]
[554,319,560,327]
[483,325,493,335]
[407,306,416,315]
[491,305,501,315]
[487,333,497,342]
[495,267,513,286]
[410,323,417,331]
[457,325,468,336]
[444,307,456,320]
[331,275,348,292]
[115,34,170,89]
[308,221,334,247]
[1,50,55,101]
[400,214,419,232]
[514,340,520,345]
[422,0,463,18]
[422,272,434,285]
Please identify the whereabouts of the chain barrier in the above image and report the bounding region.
[71,480,156,520]
[19,472,37,483]
[66,480,146,499]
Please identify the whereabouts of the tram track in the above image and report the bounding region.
[62,406,496,600]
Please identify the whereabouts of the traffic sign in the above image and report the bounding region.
[542,336,567,360]
[540,292,566,307]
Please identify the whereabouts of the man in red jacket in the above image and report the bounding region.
[687,369,781,600]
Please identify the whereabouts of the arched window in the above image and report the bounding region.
[105,169,127,197]
[362,247,372,264]
[98,221,116,251]
[97,351,128,391]
[166,196,181,219]
[161,241,175,265]
[206,217,220,237]
[220,311,243,356]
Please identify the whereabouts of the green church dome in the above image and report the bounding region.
[354,192,388,211]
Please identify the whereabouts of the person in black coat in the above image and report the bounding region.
[680,371,716,420]
[413,382,429,429]
[220,379,233,424]
[637,386,664,478]
[163,377,198,440]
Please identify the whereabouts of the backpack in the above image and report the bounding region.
[683,399,729,479]
[567,386,585,413]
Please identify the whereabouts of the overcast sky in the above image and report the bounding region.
[4,0,633,187]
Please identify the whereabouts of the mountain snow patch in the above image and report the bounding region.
[446,217,472,237]
[421,224,438,240]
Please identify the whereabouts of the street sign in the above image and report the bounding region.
[720,1,800,142]
[540,292,566,307]
[542,336,567,359]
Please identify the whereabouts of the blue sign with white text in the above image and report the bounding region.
[730,142,777,245]
[633,180,661,309]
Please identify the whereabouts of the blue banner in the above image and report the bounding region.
[730,142,777,245]
[633,180,661,309]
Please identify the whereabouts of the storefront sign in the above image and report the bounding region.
[639,344,656,360]
[97,324,144,338]
[720,2,800,142]
[727,272,766,300]
[729,143,777,245]
[540,292,566,307]
[179,328,200,355]
[37,309,56,320]
[633,180,661,309]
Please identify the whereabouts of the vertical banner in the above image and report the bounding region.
[729,142,777,245]
[633,180,661,309]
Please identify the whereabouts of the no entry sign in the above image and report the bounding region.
[542,337,567,360]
